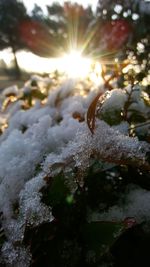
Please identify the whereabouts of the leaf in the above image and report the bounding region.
[31,89,46,100]
[19,20,57,57]
[0,233,5,249]
[45,173,70,206]
[99,20,132,51]
[83,221,125,256]
[87,91,104,134]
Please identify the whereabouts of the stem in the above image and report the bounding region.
[129,121,150,130]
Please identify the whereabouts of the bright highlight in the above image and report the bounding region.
[58,50,92,78]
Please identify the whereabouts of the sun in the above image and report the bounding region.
[4,48,103,85]
[16,49,93,79]
[57,50,92,78]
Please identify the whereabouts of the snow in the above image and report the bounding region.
[102,89,127,110]
[0,77,88,265]
[2,85,19,97]
[19,173,53,226]
[0,76,149,266]
[2,242,31,267]
[90,185,150,223]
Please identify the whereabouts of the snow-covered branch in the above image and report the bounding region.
[48,120,150,176]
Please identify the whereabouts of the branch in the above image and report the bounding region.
[91,121,150,170]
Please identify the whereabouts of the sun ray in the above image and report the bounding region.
[57,49,92,78]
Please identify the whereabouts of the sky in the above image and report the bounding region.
[22,0,99,13]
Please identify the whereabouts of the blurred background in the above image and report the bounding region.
[0,0,149,89]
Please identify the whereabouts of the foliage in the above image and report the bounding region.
[0,72,150,266]
[19,19,56,58]
[94,0,150,87]
[23,0,149,87]
[0,0,28,77]
[45,2,94,55]
[0,0,27,50]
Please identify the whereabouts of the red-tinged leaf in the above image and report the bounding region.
[100,19,132,51]
[87,91,104,134]
[123,217,137,229]
[19,20,57,57]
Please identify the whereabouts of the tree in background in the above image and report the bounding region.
[92,0,150,88]
[19,3,62,58]
[31,3,44,21]
[45,2,94,55]
[19,19,55,58]
[0,0,149,84]
[0,0,28,78]
[19,2,94,59]
[43,0,149,87]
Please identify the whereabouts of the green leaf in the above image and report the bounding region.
[47,173,70,206]
[100,108,123,126]
[31,89,46,100]
[0,230,6,249]
[83,221,124,256]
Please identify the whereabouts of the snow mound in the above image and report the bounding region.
[0,76,149,266]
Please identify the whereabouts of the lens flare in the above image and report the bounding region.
[58,50,92,78]
[89,61,103,86]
